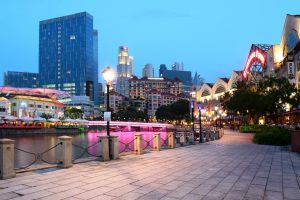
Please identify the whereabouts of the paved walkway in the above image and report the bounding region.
[1,130,300,200]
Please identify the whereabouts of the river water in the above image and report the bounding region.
[7,131,168,169]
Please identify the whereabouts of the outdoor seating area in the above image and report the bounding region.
[0,115,89,130]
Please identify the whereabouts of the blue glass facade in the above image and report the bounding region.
[39,12,99,105]
[4,71,39,88]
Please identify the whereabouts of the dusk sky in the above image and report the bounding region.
[0,0,299,85]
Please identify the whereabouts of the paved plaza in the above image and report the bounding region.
[1,130,300,200]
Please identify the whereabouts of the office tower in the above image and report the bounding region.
[162,69,192,93]
[159,64,167,77]
[171,62,184,71]
[4,71,39,88]
[142,64,154,78]
[116,46,133,97]
[39,12,99,105]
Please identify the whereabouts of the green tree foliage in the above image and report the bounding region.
[113,106,149,122]
[40,113,52,120]
[257,77,299,125]
[223,77,300,125]
[155,99,190,121]
[64,107,83,119]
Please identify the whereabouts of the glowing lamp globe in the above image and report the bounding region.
[102,66,114,84]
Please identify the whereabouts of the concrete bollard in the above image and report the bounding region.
[134,134,143,155]
[57,136,72,168]
[189,132,195,144]
[0,139,16,180]
[180,133,186,146]
[110,136,119,159]
[98,136,110,161]
[167,132,175,149]
[153,133,161,151]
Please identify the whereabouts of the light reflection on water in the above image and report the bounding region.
[8,131,167,169]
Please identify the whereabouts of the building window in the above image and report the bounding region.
[37,105,42,108]
[70,35,76,40]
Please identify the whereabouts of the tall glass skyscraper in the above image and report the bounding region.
[4,71,39,88]
[116,46,133,97]
[39,12,98,105]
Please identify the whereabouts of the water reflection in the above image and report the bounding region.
[8,131,167,169]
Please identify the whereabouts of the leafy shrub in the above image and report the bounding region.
[252,126,291,146]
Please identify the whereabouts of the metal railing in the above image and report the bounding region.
[119,139,135,153]
[14,142,62,170]
[72,141,102,162]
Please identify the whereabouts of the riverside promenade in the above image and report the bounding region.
[1,130,300,200]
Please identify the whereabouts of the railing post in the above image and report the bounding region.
[134,134,143,155]
[0,139,15,179]
[98,136,109,161]
[167,132,175,149]
[57,136,72,168]
[153,133,161,151]
[189,132,195,144]
[110,136,119,159]
[180,133,186,146]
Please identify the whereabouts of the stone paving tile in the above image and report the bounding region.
[264,191,283,200]
[41,188,86,200]
[14,183,58,195]
[10,190,53,200]
[76,187,115,200]
[1,130,300,200]
[0,192,20,200]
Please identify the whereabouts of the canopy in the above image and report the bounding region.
[48,118,61,122]
[33,117,46,122]
[19,116,34,121]
[2,115,18,121]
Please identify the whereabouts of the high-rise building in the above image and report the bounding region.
[116,46,133,97]
[39,12,99,105]
[159,64,167,77]
[4,71,39,88]
[171,62,184,71]
[142,64,154,78]
[162,70,192,93]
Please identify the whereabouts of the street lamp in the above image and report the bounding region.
[214,106,219,129]
[102,66,114,159]
[197,102,204,143]
[191,101,195,132]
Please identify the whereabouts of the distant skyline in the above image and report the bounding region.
[0,0,299,85]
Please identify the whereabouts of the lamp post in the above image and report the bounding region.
[214,106,219,129]
[191,101,195,132]
[102,66,114,159]
[197,102,204,143]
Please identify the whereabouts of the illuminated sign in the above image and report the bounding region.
[242,50,266,78]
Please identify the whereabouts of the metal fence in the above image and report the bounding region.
[14,142,62,170]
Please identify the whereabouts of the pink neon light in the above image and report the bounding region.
[242,50,266,78]
[88,121,174,128]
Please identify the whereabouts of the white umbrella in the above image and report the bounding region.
[48,118,60,122]
[64,118,75,123]
[20,116,34,122]
[33,117,46,122]
[3,115,18,121]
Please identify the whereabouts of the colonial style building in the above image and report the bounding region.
[129,76,182,100]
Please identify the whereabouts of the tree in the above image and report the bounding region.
[155,99,190,121]
[223,77,300,125]
[155,105,172,121]
[64,107,83,119]
[113,106,149,122]
[257,77,299,125]
[40,113,52,120]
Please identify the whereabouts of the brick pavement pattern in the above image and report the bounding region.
[1,130,300,200]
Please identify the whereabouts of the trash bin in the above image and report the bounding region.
[291,130,300,152]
